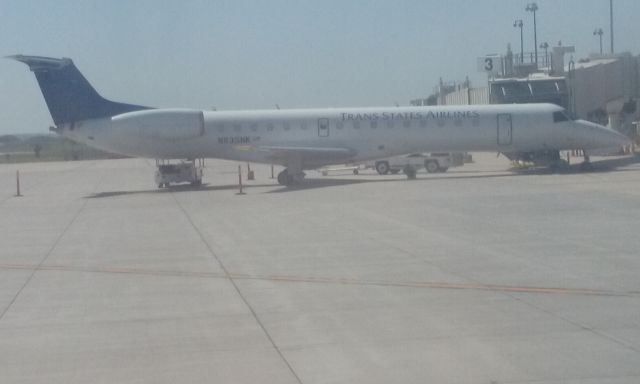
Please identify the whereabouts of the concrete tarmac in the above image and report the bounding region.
[1,153,640,384]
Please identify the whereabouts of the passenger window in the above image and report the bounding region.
[385,120,394,129]
[335,121,343,130]
[454,119,462,127]
[403,120,411,128]
[283,122,290,131]
[250,123,258,132]
[437,120,445,127]
[300,122,308,130]
[370,121,378,129]
[233,123,241,132]
[353,121,360,129]
[216,123,225,132]
[267,123,274,131]
[419,119,428,128]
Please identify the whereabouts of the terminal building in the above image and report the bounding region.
[411,44,640,143]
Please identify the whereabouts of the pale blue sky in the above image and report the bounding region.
[1,0,639,134]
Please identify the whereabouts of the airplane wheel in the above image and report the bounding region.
[375,161,390,175]
[353,169,359,175]
[277,170,294,185]
[580,162,594,172]
[403,166,417,179]
[425,160,439,173]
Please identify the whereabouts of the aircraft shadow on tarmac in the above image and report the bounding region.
[512,154,640,175]
[85,173,515,198]
[268,155,640,192]
[584,153,640,170]
[266,172,521,193]
[86,155,639,198]
[85,183,275,199]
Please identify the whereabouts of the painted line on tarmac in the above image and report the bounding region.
[230,273,633,297]
[0,263,634,297]
[0,263,226,279]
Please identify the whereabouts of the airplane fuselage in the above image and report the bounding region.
[61,103,624,169]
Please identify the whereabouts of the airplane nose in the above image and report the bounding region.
[574,119,630,150]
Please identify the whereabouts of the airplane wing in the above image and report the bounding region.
[235,145,357,166]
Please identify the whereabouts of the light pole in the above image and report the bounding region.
[609,0,614,54]
[539,42,549,67]
[526,2,539,66]
[513,19,524,64]
[593,28,604,55]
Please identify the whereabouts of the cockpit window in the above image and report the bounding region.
[553,111,570,123]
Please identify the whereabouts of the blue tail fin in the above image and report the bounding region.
[9,55,151,126]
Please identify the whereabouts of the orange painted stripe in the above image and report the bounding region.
[0,263,631,297]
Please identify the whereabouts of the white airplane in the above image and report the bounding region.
[10,55,629,185]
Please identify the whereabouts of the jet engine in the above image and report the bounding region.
[111,109,205,141]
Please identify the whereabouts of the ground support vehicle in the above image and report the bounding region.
[368,153,461,176]
[155,160,203,188]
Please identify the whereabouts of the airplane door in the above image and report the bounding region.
[318,118,329,137]
[497,113,512,145]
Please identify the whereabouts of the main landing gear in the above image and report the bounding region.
[277,168,306,186]
[580,152,594,171]
[403,165,417,180]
